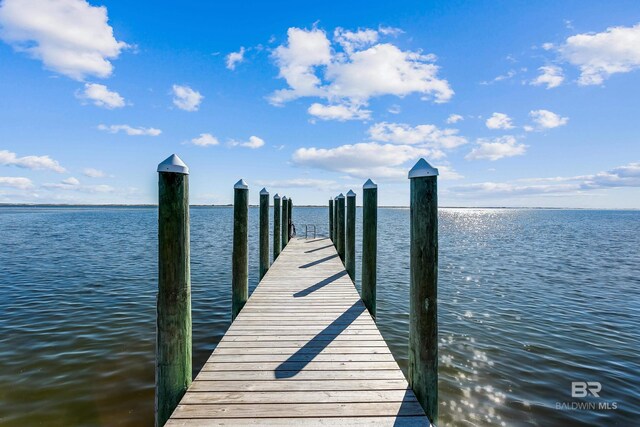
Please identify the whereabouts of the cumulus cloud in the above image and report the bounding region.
[451,162,640,197]
[368,122,467,150]
[98,124,161,136]
[0,176,33,189]
[465,135,527,161]
[43,177,114,193]
[255,178,340,190]
[172,85,203,111]
[226,47,245,70]
[230,136,265,149]
[269,26,453,120]
[189,133,220,147]
[292,142,441,180]
[555,23,640,85]
[77,83,125,109]
[0,0,128,80]
[308,103,371,121]
[526,109,568,131]
[0,149,65,173]
[531,65,564,89]
[485,112,514,130]
[83,168,106,178]
[446,114,463,124]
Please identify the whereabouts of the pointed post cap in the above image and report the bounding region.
[282,196,288,200]
[337,193,345,199]
[408,158,439,178]
[234,179,248,189]
[363,179,377,189]
[346,189,356,197]
[260,187,269,195]
[274,193,280,199]
[157,154,189,174]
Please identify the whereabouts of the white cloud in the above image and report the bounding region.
[527,109,568,131]
[292,142,439,180]
[62,177,80,185]
[556,23,640,85]
[269,26,453,120]
[480,69,516,85]
[531,65,564,89]
[465,135,527,161]
[77,83,125,109]
[451,162,640,197]
[98,124,161,136]
[226,47,245,70]
[255,178,340,190]
[0,176,33,189]
[334,27,378,54]
[308,103,371,121]
[446,114,463,124]
[230,136,265,149]
[485,112,514,130]
[0,0,128,80]
[172,85,203,112]
[189,133,220,147]
[43,179,114,193]
[0,149,66,173]
[83,168,106,178]
[387,104,401,115]
[368,122,467,149]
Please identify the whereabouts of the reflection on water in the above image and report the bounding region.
[0,207,638,426]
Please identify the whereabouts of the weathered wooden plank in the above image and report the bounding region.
[167,416,429,426]
[201,361,400,371]
[194,370,407,381]
[180,390,417,404]
[188,379,408,392]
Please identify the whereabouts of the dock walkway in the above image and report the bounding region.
[167,237,430,426]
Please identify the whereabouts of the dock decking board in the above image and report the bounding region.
[167,237,430,426]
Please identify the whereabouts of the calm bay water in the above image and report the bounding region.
[0,206,638,426]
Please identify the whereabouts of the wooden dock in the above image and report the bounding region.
[166,237,430,426]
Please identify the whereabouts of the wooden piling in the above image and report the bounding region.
[288,198,293,239]
[336,193,345,263]
[232,179,249,321]
[362,179,377,318]
[333,196,338,247]
[329,199,334,242]
[273,194,281,259]
[345,190,356,281]
[156,154,192,427]
[259,188,269,280]
[281,196,289,248]
[408,158,439,424]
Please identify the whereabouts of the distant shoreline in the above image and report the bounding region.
[0,204,637,211]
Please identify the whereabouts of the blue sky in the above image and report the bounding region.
[0,0,639,207]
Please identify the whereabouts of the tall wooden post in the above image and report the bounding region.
[259,188,269,280]
[336,193,345,263]
[288,198,293,240]
[345,190,356,281]
[232,179,248,321]
[333,197,338,248]
[408,158,439,424]
[156,154,192,427]
[281,196,289,248]
[329,199,334,242]
[362,179,377,318]
[273,194,281,259]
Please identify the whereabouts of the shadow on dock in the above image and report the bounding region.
[274,301,366,379]
[298,254,338,268]
[293,271,348,298]
[304,244,334,254]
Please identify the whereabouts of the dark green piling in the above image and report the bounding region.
[273,194,281,259]
[281,196,289,248]
[408,158,439,424]
[345,190,356,281]
[259,188,269,280]
[329,199,334,242]
[362,179,377,318]
[288,198,293,240]
[336,193,345,263]
[156,154,192,427]
[232,179,248,321]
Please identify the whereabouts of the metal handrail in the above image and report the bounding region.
[304,224,317,239]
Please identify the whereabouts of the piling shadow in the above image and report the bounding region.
[274,301,366,379]
[304,244,334,254]
[294,271,348,298]
[304,237,330,243]
[299,254,338,268]
[393,388,424,426]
